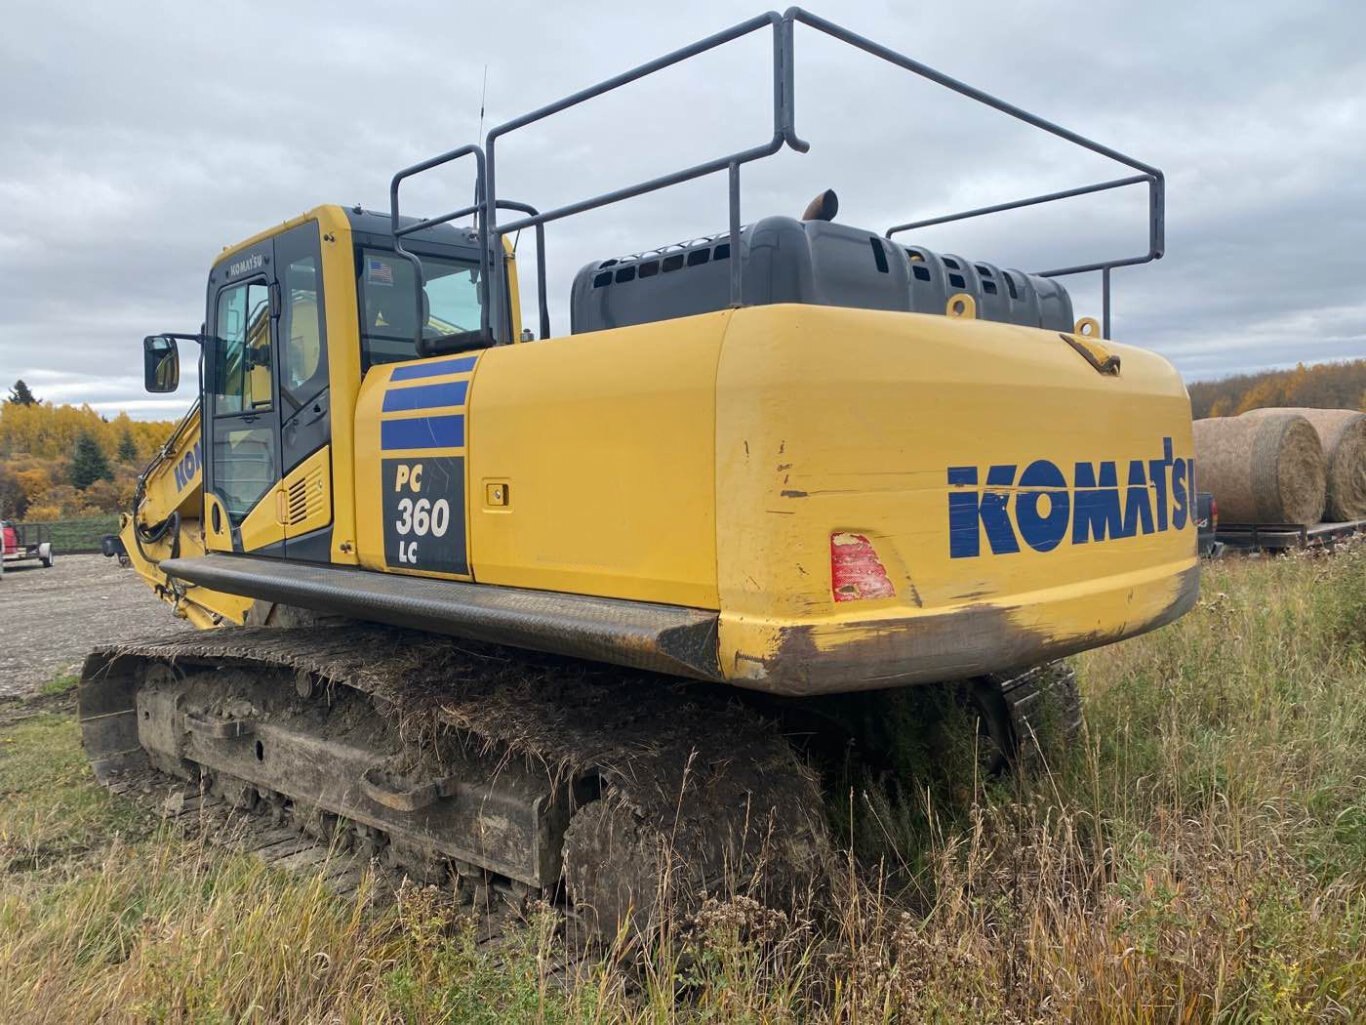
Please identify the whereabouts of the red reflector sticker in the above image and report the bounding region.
[831,532,896,602]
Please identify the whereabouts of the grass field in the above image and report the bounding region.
[2,541,1363,1023]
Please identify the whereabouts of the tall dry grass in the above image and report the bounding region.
[1,539,1363,1023]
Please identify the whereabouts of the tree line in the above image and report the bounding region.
[0,380,176,522]
[1188,359,1366,419]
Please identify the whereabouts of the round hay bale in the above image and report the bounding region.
[1192,413,1326,525]
[1242,407,1366,521]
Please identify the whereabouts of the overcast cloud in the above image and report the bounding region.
[2,0,1363,418]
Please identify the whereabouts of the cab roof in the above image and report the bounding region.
[212,204,482,270]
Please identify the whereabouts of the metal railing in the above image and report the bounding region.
[392,7,1164,344]
[388,144,490,346]
[388,154,552,343]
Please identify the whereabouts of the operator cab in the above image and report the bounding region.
[138,207,507,562]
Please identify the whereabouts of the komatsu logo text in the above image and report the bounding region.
[948,437,1194,559]
[173,441,202,493]
[227,253,264,278]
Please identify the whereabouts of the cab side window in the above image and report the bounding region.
[212,280,272,415]
[358,248,483,371]
[279,250,328,410]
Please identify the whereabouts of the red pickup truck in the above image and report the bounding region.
[1,521,55,574]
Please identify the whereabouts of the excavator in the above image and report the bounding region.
[80,10,1196,934]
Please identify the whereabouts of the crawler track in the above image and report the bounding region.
[105,770,554,969]
[79,624,830,939]
[998,661,1083,756]
[107,770,387,900]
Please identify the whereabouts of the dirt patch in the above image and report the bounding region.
[0,688,76,730]
[0,554,191,698]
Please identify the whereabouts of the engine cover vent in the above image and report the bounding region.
[571,216,1073,335]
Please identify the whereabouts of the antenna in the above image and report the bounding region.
[477,64,489,140]
[474,64,490,215]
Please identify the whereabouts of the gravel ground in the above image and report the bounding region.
[0,554,192,698]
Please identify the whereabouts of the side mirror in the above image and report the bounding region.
[143,335,180,393]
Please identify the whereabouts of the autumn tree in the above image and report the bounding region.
[14,467,52,508]
[0,464,27,519]
[27,483,78,522]
[1,402,174,462]
[0,403,175,518]
[1188,358,1366,418]
[1234,376,1287,414]
[80,478,123,515]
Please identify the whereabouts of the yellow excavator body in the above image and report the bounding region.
[89,9,1192,933]
[122,205,1195,695]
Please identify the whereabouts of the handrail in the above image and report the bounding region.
[386,153,552,342]
[492,200,549,340]
[784,8,1163,338]
[389,144,490,348]
[392,7,1164,343]
[482,10,801,341]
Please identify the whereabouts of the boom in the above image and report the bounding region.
[118,400,254,628]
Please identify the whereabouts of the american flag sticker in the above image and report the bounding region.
[367,257,395,286]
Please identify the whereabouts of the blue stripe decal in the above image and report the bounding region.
[382,380,468,413]
[390,356,478,381]
[380,414,465,450]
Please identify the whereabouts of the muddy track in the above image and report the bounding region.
[112,769,394,899]
[82,623,831,938]
[106,769,586,974]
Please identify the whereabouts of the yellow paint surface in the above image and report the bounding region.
[712,304,1197,690]
[467,313,727,607]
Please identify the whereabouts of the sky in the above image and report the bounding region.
[2,0,1364,419]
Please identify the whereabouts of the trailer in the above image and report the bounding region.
[1215,520,1366,553]
[1195,492,1223,559]
[1,521,56,569]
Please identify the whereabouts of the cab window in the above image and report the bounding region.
[358,249,483,370]
[212,280,272,414]
[210,277,276,525]
[280,254,327,408]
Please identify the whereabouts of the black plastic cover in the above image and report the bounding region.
[570,216,1073,334]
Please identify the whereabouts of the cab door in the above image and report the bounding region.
[203,241,284,554]
[275,223,333,561]
[203,223,333,559]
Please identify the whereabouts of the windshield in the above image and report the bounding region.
[358,248,483,370]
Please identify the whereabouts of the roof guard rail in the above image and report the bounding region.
[483,10,797,342]
[493,199,550,340]
[788,6,1163,337]
[389,144,491,343]
[388,151,554,343]
[398,7,1164,343]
